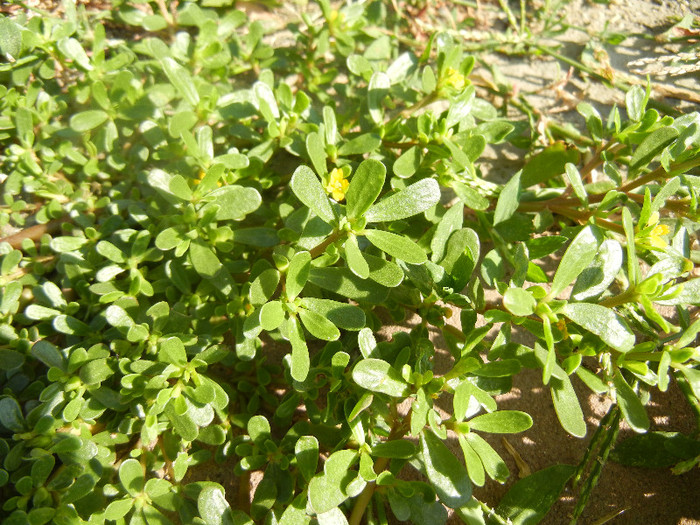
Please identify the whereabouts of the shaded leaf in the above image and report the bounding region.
[420,429,471,508]
[495,465,576,525]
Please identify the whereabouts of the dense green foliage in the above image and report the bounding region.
[0,1,699,524]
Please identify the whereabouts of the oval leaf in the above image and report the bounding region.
[286,251,311,300]
[364,229,427,264]
[563,302,634,352]
[613,370,650,433]
[365,178,440,223]
[468,411,532,434]
[291,166,335,224]
[346,159,386,220]
[298,308,340,341]
[420,429,471,508]
[352,358,409,397]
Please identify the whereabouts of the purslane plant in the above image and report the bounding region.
[0,2,699,524]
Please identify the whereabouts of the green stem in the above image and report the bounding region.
[599,287,638,308]
[570,408,620,524]
[309,229,346,259]
[497,0,520,32]
[477,498,509,525]
[348,416,411,525]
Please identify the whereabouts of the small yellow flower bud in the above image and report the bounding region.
[444,67,467,91]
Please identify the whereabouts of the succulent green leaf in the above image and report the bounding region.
[493,171,521,226]
[520,143,579,188]
[364,229,427,264]
[161,57,200,106]
[420,429,471,508]
[431,203,464,263]
[458,436,486,488]
[564,163,588,206]
[299,308,340,341]
[249,268,280,305]
[260,301,286,331]
[0,349,24,370]
[295,436,319,482]
[364,178,440,223]
[550,225,602,297]
[656,278,700,306]
[613,371,650,433]
[344,235,369,279]
[254,81,279,122]
[467,411,533,434]
[189,238,222,278]
[610,431,700,468]
[563,303,635,352]
[119,458,145,496]
[337,133,382,156]
[463,433,509,483]
[571,239,623,300]
[198,486,238,525]
[626,85,646,121]
[550,375,587,438]
[57,37,92,70]
[352,358,409,397]
[201,186,262,221]
[299,298,365,330]
[393,146,421,179]
[308,450,359,514]
[286,251,311,300]
[0,17,22,60]
[147,169,193,202]
[345,159,386,220]
[70,110,109,132]
[291,165,335,224]
[630,126,679,172]
[288,317,310,382]
[308,267,389,303]
[364,253,404,287]
[0,397,24,432]
[159,337,187,367]
[495,465,576,525]
[371,440,417,459]
[105,498,133,520]
[306,131,327,176]
[503,288,537,317]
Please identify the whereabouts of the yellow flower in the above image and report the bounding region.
[648,223,670,249]
[326,167,349,202]
[444,67,467,91]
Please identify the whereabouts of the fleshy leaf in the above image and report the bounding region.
[299,308,340,341]
[420,429,471,508]
[364,178,440,223]
[495,465,576,524]
[468,411,533,434]
[364,229,427,264]
[291,165,335,224]
[286,251,311,300]
[613,370,650,433]
[352,358,409,397]
[346,159,386,220]
[563,303,635,353]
